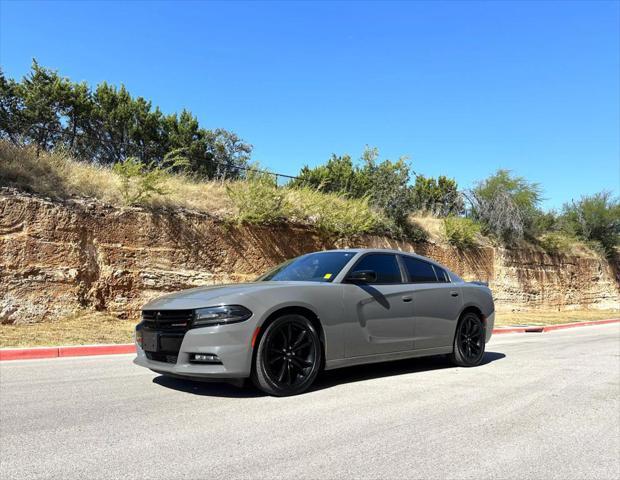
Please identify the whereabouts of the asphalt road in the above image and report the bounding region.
[1,324,619,480]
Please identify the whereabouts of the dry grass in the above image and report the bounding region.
[409,215,445,243]
[495,309,619,327]
[0,142,388,235]
[0,141,236,214]
[1,309,617,348]
[0,312,136,348]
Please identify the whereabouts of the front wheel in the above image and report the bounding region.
[251,314,322,396]
[449,312,485,367]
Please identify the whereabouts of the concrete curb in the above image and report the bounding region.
[1,318,618,361]
[0,343,136,361]
[492,318,619,334]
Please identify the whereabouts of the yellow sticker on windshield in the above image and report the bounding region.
[323,273,333,279]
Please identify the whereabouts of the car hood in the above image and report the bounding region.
[141,281,327,311]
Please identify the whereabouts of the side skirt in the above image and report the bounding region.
[324,346,453,371]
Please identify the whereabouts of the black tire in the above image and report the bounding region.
[251,314,322,396]
[449,311,486,367]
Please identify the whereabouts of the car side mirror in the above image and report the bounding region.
[346,270,377,283]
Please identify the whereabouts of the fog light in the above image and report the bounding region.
[190,353,221,364]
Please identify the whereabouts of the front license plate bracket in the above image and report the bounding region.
[142,331,159,352]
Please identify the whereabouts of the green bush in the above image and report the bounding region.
[112,150,189,205]
[443,216,481,248]
[287,187,383,237]
[468,169,542,243]
[538,232,577,255]
[561,191,619,257]
[292,147,415,237]
[411,175,463,216]
[226,171,288,224]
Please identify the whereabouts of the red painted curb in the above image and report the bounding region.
[58,344,136,357]
[0,344,135,361]
[0,347,59,361]
[492,326,545,334]
[492,318,619,335]
[541,318,620,332]
[1,319,618,361]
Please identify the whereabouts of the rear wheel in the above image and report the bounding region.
[251,314,322,396]
[449,312,485,367]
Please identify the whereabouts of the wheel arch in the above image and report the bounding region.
[452,305,486,346]
[459,305,485,323]
[251,305,326,371]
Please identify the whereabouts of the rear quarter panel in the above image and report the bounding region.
[460,284,495,342]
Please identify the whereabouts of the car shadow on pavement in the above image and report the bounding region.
[152,375,263,398]
[309,351,506,393]
[152,351,505,397]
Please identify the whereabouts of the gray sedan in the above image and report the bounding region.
[134,248,495,396]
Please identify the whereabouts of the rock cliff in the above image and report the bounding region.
[1,190,618,324]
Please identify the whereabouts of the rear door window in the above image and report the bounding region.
[350,254,402,284]
[433,266,450,282]
[401,256,438,283]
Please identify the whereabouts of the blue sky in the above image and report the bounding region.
[1,0,618,209]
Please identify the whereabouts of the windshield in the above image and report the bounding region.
[257,251,356,283]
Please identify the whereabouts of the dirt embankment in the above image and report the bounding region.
[1,190,618,324]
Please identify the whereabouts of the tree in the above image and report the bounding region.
[0,70,25,144]
[293,154,358,194]
[293,147,418,236]
[411,175,463,216]
[0,60,252,178]
[467,169,542,243]
[356,147,413,227]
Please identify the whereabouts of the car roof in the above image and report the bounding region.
[320,247,430,260]
[316,248,463,282]
[315,247,438,264]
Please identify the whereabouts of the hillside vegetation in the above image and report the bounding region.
[1,61,618,255]
[0,141,388,237]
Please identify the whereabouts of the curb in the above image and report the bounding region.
[492,326,541,334]
[492,318,619,335]
[1,318,618,361]
[0,343,136,361]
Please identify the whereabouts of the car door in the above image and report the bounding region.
[400,255,463,350]
[343,253,415,357]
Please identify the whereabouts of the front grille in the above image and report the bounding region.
[141,310,194,363]
[141,309,194,332]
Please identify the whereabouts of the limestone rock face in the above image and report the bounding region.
[1,190,618,324]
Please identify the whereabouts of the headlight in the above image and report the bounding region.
[192,305,252,327]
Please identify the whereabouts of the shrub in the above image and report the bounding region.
[538,232,577,255]
[112,150,189,205]
[467,169,542,244]
[226,171,289,224]
[561,191,620,257]
[292,147,418,238]
[443,216,481,248]
[286,187,384,237]
[411,175,464,216]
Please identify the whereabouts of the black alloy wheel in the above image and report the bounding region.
[252,314,322,396]
[449,312,485,367]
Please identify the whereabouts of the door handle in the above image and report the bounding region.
[450,291,459,297]
[402,296,413,302]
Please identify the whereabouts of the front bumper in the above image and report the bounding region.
[133,321,255,379]
[485,312,495,343]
